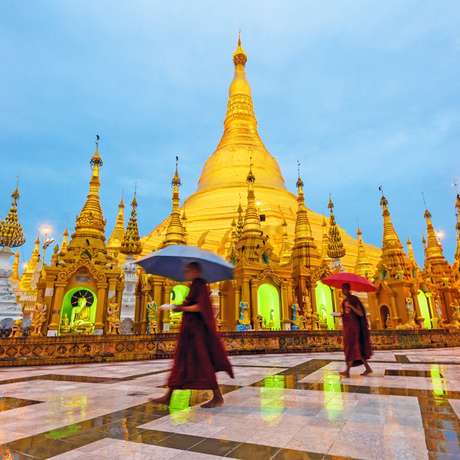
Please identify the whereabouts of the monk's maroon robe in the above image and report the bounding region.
[168,278,234,389]
[342,295,373,366]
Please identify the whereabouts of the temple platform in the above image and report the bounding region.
[0,347,459,459]
[1,329,460,367]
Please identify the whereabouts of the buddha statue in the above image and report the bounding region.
[71,296,94,334]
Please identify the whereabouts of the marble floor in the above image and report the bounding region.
[0,348,459,459]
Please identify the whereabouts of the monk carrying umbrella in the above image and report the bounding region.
[136,245,234,408]
[323,272,374,378]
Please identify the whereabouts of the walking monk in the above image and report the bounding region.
[152,262,234,408]
[340,283,373,378]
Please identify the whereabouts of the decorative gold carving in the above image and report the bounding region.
[30,303,47,336]
[106,297,121,335]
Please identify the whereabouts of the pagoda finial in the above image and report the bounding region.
[296,160,304,193]
[242,160,261,235]
[406,238,419,270]
[61,228,69,253]
[327,196,345,261]
[162,158,186,247]
[378,192,410,279]
[108,194,126,251]
[355,227,372,278]
[233,31,247,66]
[292,173,320,269]
[423,207,445,261]
[120,190,142,256]
[0,184,26,248]
[74,138,106,241]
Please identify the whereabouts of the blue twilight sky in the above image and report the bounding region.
[1,1,459,266]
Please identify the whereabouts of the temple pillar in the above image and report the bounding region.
[47,282,64,336]
[95,283,107,335]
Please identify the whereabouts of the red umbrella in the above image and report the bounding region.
[322,272,376,293]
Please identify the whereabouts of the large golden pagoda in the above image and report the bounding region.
[142,36,380,269]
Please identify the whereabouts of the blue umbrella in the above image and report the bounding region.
[136,245,234,283]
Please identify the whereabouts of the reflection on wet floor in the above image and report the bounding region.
[0,349,459,459]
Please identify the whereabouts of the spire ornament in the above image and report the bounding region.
[162,157,186,247]
[378,193,410,279]
[327,196,345,264]
[120,192,142,256]
[355,227,373,278]
[0,185,26,248]
[292,169,320,271]
[108,197,126,252]
[0,184,25,326]
[73,137,106,241]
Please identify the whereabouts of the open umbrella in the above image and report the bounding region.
[322,272,376,292]
[136,245,234,283]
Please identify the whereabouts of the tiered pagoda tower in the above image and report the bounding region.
[37,139,122,336]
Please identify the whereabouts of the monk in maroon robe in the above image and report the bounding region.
[340,283,373,377]
[152,262,234,408]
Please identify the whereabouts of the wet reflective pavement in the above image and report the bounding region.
[0,348,459,459]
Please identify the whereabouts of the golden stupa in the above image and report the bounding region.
[143,36,380,268]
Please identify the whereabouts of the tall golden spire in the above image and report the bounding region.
[72,136,106,243]
[61,228,69,253]
[292,168,320,268]
[236,198,244,239]
[406,238,418,266]
[11,250,20,282]
[279,217,291,265]
[355,228,372,278]
[241,159,262,236]
[197,34,285,192]
[162,157,186,247]
[236,161,268,263]
[378,193,409,278]
[19,236,41,293]
[327,197,345,261]
[108,197,125,251]
[423,209,446,261]
[321,217,331,264]
[120,192,142,255]
[0,185,25,248]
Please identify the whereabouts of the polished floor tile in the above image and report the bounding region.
[0,347,459,459]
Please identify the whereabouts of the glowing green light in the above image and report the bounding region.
[257,283,281,330]
[169,390,192,424]
[430,365,445,397]
[315,282,336,330]
[323,373,343,420]
[417,291,432,329]
[260,375,285,423]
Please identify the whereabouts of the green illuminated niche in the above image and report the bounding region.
[417,290,432,329]
[315,281,335,330]
[169,284,190,324]
[59,287,97,335]
[257,283,281,330]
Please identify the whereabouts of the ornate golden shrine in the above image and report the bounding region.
[7,36,460,337]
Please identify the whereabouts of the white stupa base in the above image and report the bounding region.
[0,247,22,327]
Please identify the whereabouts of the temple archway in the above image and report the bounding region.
[257,283,281,330]
[417,290,432,329]
[59,287,97,335]
[380,305,390,329]
[315,281,335,330]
